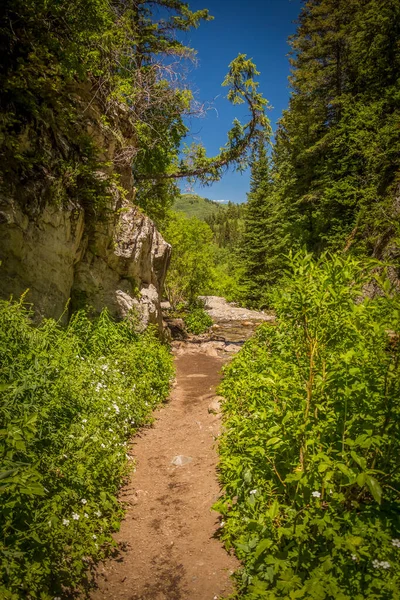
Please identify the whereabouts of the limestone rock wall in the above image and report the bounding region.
[0,91,171,332]
[0,195,170,331]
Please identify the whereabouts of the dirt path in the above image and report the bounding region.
[91,348,239,600]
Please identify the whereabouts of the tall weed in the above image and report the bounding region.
[215,253,400,599]
[0,302,173,598]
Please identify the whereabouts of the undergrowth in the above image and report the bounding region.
[215,252,400,599]
[183,307,213,335]
[0,300,174,599]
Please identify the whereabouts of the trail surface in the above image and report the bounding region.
[91,298,272,600]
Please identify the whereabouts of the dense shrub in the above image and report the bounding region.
[215,253,400,599]
[163,212,215,307]
[183,307,213,335]
[0,301,173,599]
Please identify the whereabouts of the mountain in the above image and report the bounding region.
[173,194,227,220]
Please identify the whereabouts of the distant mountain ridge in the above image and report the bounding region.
[173,193,228,220]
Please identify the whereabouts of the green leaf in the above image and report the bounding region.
[268,499,279,519]
[336,463,355,481]
[351,451,367,470]
[266,437,281,447]
[254,538,272,560]
[356,472,366,486]
[365,475,382,504]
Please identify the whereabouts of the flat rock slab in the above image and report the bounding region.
[90,349,238,600]
[200,295,275,323]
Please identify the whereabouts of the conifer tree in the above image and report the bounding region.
[269,0,400,267]
[240,138,286,307]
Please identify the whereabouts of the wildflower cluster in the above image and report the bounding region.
[0,303,173,599]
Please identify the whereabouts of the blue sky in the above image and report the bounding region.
[177,0,302,203]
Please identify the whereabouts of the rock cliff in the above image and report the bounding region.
[0,194,170,331]
[0,95,171,332]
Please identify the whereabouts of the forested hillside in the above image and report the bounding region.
[173,193,226,220]
[239,0,400,307]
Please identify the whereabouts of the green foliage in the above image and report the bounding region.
[163,212,215,306]
[172,193,246,301]
[173,194,226,220]
[183,307,213,335]
[243,0,400,297]
[0,300,173,598]
[215,253,400,599]
[0,0,211,221]
[205,201,245,249]
[276,0,400,256]
[208,246,245,303]
[147,53,272,186]
[240,138,285,308]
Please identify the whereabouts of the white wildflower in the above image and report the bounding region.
[95,510,102,517]
[72,513,80,521]
[372,559,390,569]
[249,489,257,495]
[82,419,87,423]
[100,443,106,448]
[392,539,400,548]
[81,499,87,505]
[93,534,97,540]
[112,403,120,413]
[351,554,357,561]
[312,491,321,498]
[84,513,89,519]
[62,519,70,526]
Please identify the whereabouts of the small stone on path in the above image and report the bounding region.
[171,455,193,466]
[208,398,222,414]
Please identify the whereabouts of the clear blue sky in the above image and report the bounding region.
[178,0,302,203]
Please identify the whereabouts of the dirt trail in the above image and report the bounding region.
[91,350,237,600]
[91,299,271,600]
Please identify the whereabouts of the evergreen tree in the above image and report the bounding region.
[272,0,400,260]
[240,138,286,307]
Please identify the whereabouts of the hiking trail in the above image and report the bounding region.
[91,297,273,600]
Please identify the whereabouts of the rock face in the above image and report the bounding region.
[0,91,171,332]
[0,195,170,332]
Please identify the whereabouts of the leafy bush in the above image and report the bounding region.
[183,307,213,335]
[0,301,173,599]
[215,252,400,599]
[163,212,215,307]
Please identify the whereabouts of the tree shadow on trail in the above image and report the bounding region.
[129,557,187,600]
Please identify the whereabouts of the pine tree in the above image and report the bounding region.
[240,138,286,307]
[272,0,400,259]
